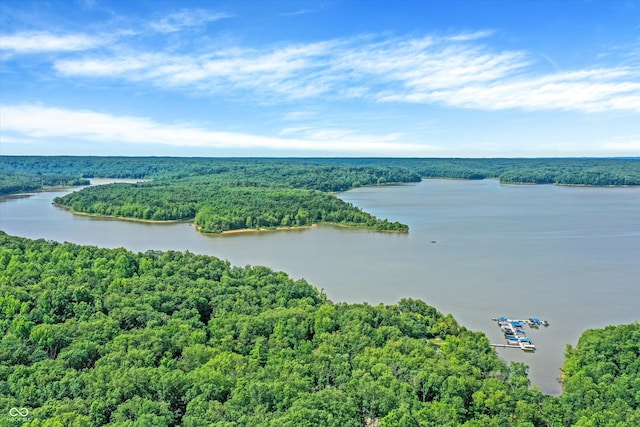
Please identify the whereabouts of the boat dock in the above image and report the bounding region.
[490,317,549,352]
[490,343,517,349]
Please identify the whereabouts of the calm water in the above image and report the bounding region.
[1,179,638,394]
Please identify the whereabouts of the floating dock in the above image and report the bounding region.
[490,317,549,352]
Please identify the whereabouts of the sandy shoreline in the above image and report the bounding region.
[216,224,318,235]
[55,206,191,224]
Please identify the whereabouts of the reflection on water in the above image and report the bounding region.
[1,179,639,394]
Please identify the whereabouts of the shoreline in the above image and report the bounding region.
[54,205,192,224]
[3,176,636,199]
[198,222,408,235]
[56,208,407,234]
[216,224,317,235]
[0,178,148,198]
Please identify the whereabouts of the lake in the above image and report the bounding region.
[1,178,638,394]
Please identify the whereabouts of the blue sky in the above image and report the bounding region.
[1,0,639,157]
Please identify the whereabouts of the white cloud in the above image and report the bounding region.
[55,55,151,76]
[149,9,230,33]
[387,67,640,112]
[53,39,344,100]
[444,30,496,42]
[331,36,531,95]
[48,30,640,113]
[0,31,101,53]
[4,25,638,114]
[282,110,318,121]
[0,104,441,155]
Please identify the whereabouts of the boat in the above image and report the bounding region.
[518,337,536,351]
[521,343,536,351]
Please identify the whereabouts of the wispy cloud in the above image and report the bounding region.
[55,54,156,76]
[331,36,531,93]
[52,34,528,99]
[48,29,640,113]
[3,11,638,115]
[54,39,342,98]
[282,110,318,121]
[443,30,496,41]
[382,67,640,112]
[0,31,102,54]
[0,104,440,155]
[149,9,230,33]
[281,9,317,17]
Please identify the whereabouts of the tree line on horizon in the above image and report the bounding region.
[1,157,639,196]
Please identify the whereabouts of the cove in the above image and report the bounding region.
[1,178,638,394]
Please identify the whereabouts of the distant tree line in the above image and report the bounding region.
[0,174,89,196]
[2,157,639,195]
[1,232,638,426]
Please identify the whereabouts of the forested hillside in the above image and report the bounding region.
[1,232,638,426]
[559,324,640,425]
[0,174,89,196]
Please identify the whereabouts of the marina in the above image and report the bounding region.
[491,317,550,352]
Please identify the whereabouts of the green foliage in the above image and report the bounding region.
[556,323,640,425]
[0,173,89,195]
[0,232,560,426]
[498,159,640,185]
[2,156,638,197]
[52,163,413,232]
[1,232,638,425]
[339,157,640,185]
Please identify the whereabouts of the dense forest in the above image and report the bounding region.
[2,157,639,196]
[55,180,408,233]
[0,174,89,196]
[52,168,411,233]
[1,232,638,426]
